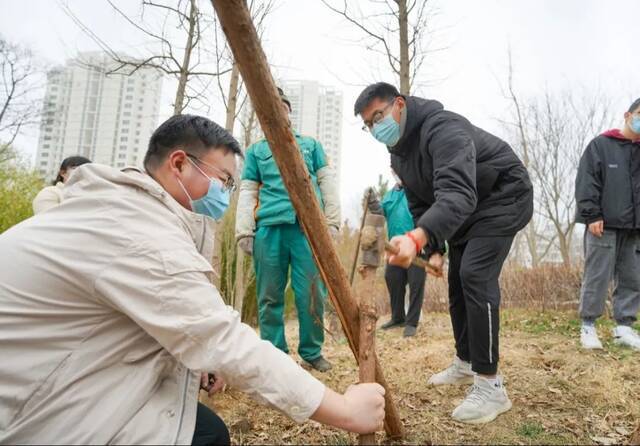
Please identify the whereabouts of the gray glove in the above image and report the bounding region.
[238,237,254,256]
[363,187,383,215]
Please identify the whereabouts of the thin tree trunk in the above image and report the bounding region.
[398,0,410,95]
[211,0,404,438]
[225,62,241,132]
[173,0,197,115]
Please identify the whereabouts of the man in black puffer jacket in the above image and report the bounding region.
[575,97,640,352]
[354,82,533,424]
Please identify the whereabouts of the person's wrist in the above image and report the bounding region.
[406,228,427,254]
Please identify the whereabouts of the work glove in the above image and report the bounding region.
[362,187,383,215]
[238,237,254,256]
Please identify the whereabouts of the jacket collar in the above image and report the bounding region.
[387,96,444,156]
[65,164,217,259]
[602,128,640,144]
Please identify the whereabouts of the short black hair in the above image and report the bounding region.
[628,98,640,113]
[354,82,402,116]
[55,155,91,184]
[144,114,242,171]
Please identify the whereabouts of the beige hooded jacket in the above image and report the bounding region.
[0,164,325,444]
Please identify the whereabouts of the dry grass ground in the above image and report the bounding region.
[202,310,640,445]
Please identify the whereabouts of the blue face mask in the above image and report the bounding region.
[371,113,401,146]
[630,115,640,134]
[178,159,231,220]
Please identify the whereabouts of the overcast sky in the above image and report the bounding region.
[1,0,638,223]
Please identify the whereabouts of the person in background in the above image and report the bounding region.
[575,97,640,351]
[235,87,341,372]
[32,155,91,214]
[365,169,431,337]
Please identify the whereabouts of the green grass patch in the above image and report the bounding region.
[516,421,544,439]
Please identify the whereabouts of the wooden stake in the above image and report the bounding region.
[349,189,372,285]
[357,265,378,445]
[211,0,403,439]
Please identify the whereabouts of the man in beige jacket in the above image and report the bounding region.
[0,115,384,445]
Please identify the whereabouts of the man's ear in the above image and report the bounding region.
[168,149,188,175]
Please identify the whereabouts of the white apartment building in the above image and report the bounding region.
[35,52,162,180]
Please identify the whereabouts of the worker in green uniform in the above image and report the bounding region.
[235,88,341,372]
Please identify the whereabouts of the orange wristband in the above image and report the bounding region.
[405,231,422,255]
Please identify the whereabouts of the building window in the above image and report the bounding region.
[124,103,132,109]
[41,152,49,157]
[125,95,133,100]
[120,137,128,142]
[126,87,134,92]
[118,153,126,159]
[123,112,131,117]
[122,120,130,125]
[117,162,125,167]
[120,145,127,150]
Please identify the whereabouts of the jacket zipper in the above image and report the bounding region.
[173,220,206,444]
[173,369,190,444]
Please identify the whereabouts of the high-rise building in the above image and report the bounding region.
[242,80,344,186]
[281,80,343,183]
[35,52,162,180]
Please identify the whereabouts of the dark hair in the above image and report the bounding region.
[354,82,402,116]
[144,114,242,172]
[55,155,91,184]
[628,98,640,113]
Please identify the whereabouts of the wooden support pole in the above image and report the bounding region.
[349,189,371,286]
[357,265,378,445]
[211,0,403,439]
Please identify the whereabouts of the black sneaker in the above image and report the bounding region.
[305,356,333,372]
[380,319,406,330]
[403,325,417,337]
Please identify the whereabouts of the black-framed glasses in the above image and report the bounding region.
[361,101,395,132]
[187,154,236,192]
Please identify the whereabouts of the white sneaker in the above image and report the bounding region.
[451,375,512,424]
[580,324,603,350]
[613,326,640,350]
[427,356,475,386]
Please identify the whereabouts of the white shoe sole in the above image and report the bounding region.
[453,399,512,424]
[613,338,640,350]
[428,374,475,386]
[581,342,603,350]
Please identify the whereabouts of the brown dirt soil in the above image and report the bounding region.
[201,310,640,445]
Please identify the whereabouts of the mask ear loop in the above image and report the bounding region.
[175,172,195,211]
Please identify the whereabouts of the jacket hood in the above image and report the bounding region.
[388,96,444,156]
[602,128,640,143]
[64,164,216,249]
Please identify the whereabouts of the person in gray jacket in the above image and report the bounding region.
[575,97,640,350]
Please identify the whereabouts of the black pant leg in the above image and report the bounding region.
[448,242,470,362]
[459,236,514,375]
[406,264,426,327]
[192,403,231,446]
[385,264,408,323]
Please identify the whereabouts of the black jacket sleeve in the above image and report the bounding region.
[416,117,478,246]
[575,140,603,224]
